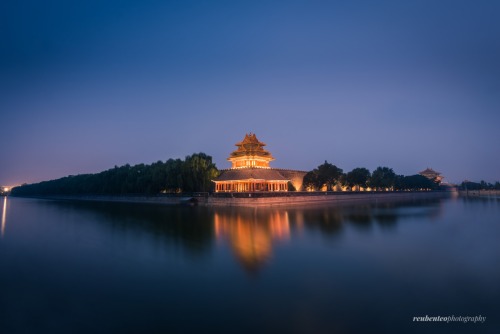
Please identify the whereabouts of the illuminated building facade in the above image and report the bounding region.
[213,133,306,192]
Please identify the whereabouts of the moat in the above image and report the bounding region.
[0,196,498,333]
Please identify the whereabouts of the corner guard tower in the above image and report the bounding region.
[213,133,306,192]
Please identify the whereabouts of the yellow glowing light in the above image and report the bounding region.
[3,187,10,192]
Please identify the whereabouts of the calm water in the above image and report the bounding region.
[0,196,499,333]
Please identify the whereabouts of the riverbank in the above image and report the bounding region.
[12,191,451,207]
[206,191,450,207]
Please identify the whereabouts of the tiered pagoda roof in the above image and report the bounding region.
[228,133,274,162]
[419,168,441,177]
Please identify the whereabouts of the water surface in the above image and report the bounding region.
[0,196,499,333]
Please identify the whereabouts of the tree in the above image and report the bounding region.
[339,173,347,189]
[461,180,499,191]
[164,158,183,192]
[304,161,343,191]
[317,161,343,190]
[346,168,370,191]
[303,171,319,191]
[461,181,481,190]
[182,153,219,192]
[395,174,436,191]
[370,167,396,191]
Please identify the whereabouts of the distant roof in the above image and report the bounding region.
[419,168,441,175]
[214,168,289,181]
[229,133,274,160]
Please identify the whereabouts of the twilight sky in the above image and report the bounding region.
[1,0,499,186]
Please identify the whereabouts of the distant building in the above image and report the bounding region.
[419,168,443,183]
[213,133,307,192]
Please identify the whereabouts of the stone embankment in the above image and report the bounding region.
[16,191,451,207]
[204,191,449,207]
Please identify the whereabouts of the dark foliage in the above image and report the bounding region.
[370,167,397,190]
[305,162,449,192]
[303,171,319,190]
[303,161,343,191]
[460,180,500,190]
[11,153,219,196]
[394,174,438,191]
[345,167,371,190]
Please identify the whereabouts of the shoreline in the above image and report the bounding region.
[206,191,450,207]
[10,191,452,207]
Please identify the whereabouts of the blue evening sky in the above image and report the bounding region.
[1,0,499,186]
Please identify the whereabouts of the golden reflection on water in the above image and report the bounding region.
[214,209,292,272]
[1,196,7,238]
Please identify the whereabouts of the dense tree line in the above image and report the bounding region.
[303,161,440,191]
[460,180,500,190]
[11,153,219,196]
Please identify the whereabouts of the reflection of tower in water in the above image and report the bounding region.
[214,210,290,272]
